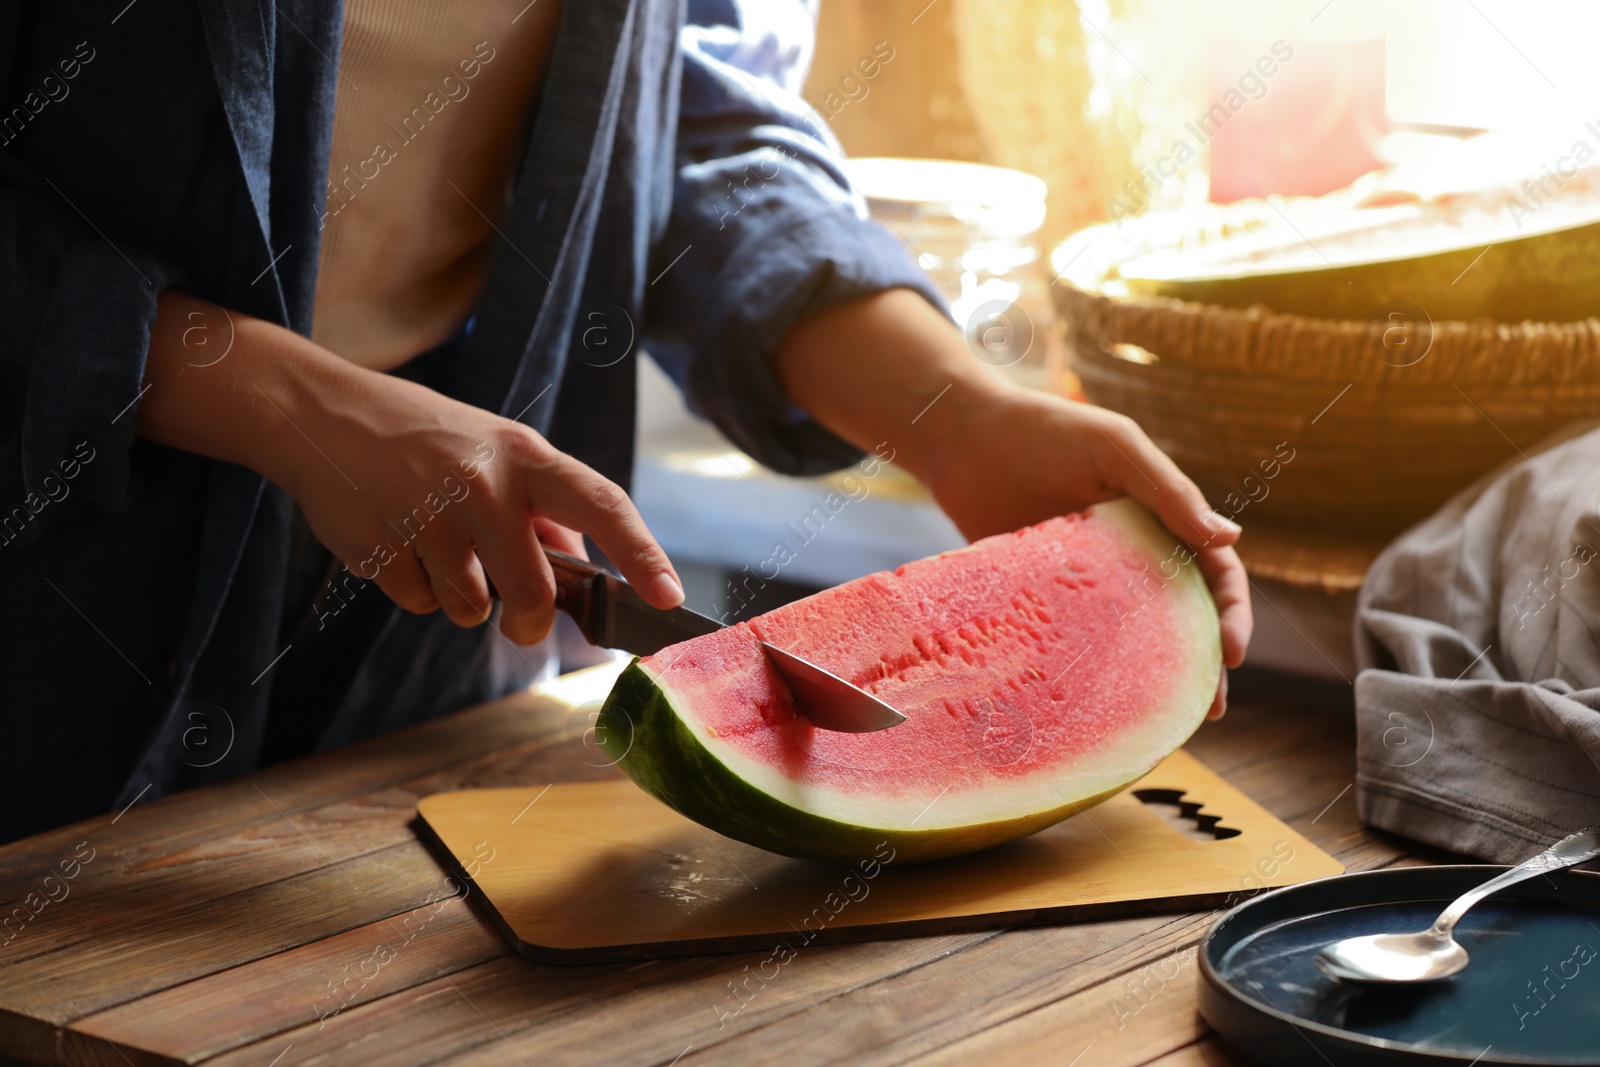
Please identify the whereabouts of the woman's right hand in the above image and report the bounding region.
[137,293,683,645]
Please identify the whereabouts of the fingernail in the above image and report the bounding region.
[1200,513,1242,538]
[651,572,685,608]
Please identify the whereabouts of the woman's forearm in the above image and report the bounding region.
[134,291,686,635]
[135,291,369,491]
[770,288,1015,485]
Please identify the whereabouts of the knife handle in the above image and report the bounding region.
[543,548,610,646]
[480,546,611,644]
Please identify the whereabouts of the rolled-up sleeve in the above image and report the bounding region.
[643,0,947,477]
[0,148,183,539]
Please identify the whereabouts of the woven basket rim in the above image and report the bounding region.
[1054,272,1600,332]
[1049,210,1600,387]
[1054,272,1600,388]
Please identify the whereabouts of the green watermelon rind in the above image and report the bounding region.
[596,660,1139,867]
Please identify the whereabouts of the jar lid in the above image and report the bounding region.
[844,158,1048,240]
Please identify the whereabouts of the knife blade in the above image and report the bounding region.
[544,549,905,734]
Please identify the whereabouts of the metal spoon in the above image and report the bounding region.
[1315,822,1600,983]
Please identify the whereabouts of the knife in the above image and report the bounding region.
[543,548,905,734]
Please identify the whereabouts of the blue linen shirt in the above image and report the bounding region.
[0,0,941,841]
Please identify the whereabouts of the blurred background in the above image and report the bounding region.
[807,0,1600,243]
[631,0,1600,691]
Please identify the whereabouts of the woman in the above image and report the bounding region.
[0,0,1249,842]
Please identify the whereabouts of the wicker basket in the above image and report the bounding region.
[1051,208,1600,590]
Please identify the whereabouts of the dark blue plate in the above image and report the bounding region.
[1199,866,1600,1065]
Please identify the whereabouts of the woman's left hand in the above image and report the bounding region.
[774,288,1251,719]
[918,388,1251,720]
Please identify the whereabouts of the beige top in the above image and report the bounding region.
[312,0,563,369]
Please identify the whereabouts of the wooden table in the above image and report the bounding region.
[0,671,1438,1067]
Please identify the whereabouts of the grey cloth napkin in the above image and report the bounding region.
[1355,422,1600,862]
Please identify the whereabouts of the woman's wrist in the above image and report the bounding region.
[890,365,1019,488]
[138,292,369,495]
[773,287,1019,486]
[241,321,364,496]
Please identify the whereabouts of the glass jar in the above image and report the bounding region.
[843,157,1061,390]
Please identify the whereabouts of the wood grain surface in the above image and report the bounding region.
[0,667,1443,1067]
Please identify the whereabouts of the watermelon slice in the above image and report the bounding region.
[596,499,1220,864]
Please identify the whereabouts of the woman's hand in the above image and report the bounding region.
[138,293,683,645]
[276,373,683,643]
[918,388,1250,719]
[774,288,1251,718]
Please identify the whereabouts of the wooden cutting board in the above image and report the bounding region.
[416,748,1341,963]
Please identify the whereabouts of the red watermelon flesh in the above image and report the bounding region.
[596,498,1221,864]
